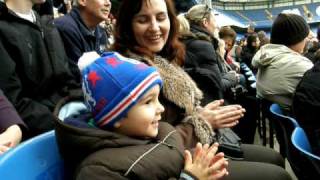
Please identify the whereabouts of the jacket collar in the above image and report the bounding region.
[0,3,42,29]
[190,24,212,38]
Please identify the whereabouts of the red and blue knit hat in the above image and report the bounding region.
[79,52,162,129]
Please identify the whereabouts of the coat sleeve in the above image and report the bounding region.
[188,41,222,81]
[179,170,198,180]
[0,39,55,138]
[0,89,26,133]
[185,40,224,102]
[220,72,238,91]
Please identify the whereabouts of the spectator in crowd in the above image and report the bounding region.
[182,5,260,144]
[0,89,26,154]
[252,13,313,110]
[33,0,54,16]
[244,23,255,38]
[177,13,191,35]
[55,52,229,180]
[233,38,246,62]
[219,26,240,72]
[100,13,115,50]
[241,33,260,71]
[257,30,270,47]
[53,0,72,15]
[54,0,111,82]
[177,12,224,103]
[183,5,240,104]
[293,60,320,156]
[303,31,320,63]
[0,0,79,138]
[112,1,291,179]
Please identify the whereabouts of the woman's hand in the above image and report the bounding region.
[0,125,22,154]
[184,143,228,180]
[198,100,246,129]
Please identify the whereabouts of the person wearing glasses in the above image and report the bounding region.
[183,5,240,105]
[182,4,260,144]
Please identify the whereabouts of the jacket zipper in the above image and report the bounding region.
[124,130,178,176]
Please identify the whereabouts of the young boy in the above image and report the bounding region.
[55,52,228,180]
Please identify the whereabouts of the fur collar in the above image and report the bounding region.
[125,51,214,144]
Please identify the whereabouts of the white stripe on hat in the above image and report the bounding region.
[97,71,161,127]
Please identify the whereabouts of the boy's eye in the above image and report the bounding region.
[145,99,153,105]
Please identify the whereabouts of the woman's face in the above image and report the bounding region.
[132,0,170,54]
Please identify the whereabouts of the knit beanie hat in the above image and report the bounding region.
[271,13,309,46]
[79,51,163,129]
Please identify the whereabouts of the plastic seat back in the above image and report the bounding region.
[0,131,65,180]
[269,103,301,175]
[292,127,320,160]
[291,127,320,179]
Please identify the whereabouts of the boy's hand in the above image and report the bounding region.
[184,143,228,180]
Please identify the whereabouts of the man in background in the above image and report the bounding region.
[54,0,111,82]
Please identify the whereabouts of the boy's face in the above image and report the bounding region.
[115,85,164,138]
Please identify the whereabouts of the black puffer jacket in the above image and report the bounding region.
[55,113,185,180]
[292,61,320,155]
[182,25,238,104]
[0,2,79,138]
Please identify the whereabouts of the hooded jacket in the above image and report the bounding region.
[252,44,313,108]
[55,112,186,180]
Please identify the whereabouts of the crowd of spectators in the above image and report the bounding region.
[1,0,320,179]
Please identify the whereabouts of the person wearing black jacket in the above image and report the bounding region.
[0,0,79,138]
[293,61,320,156]
[182,7,239,105]
[54,0,110,82]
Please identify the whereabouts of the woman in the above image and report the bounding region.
[182,5,254,143]
[113,0,291,179]
[241,33,260,72]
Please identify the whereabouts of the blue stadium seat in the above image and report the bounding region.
[270,104,299,127]
[292,127,320,161]
[0,131,66,180]
[269,103,299,158]
[269,104,320,179]
[291,127,320,179]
